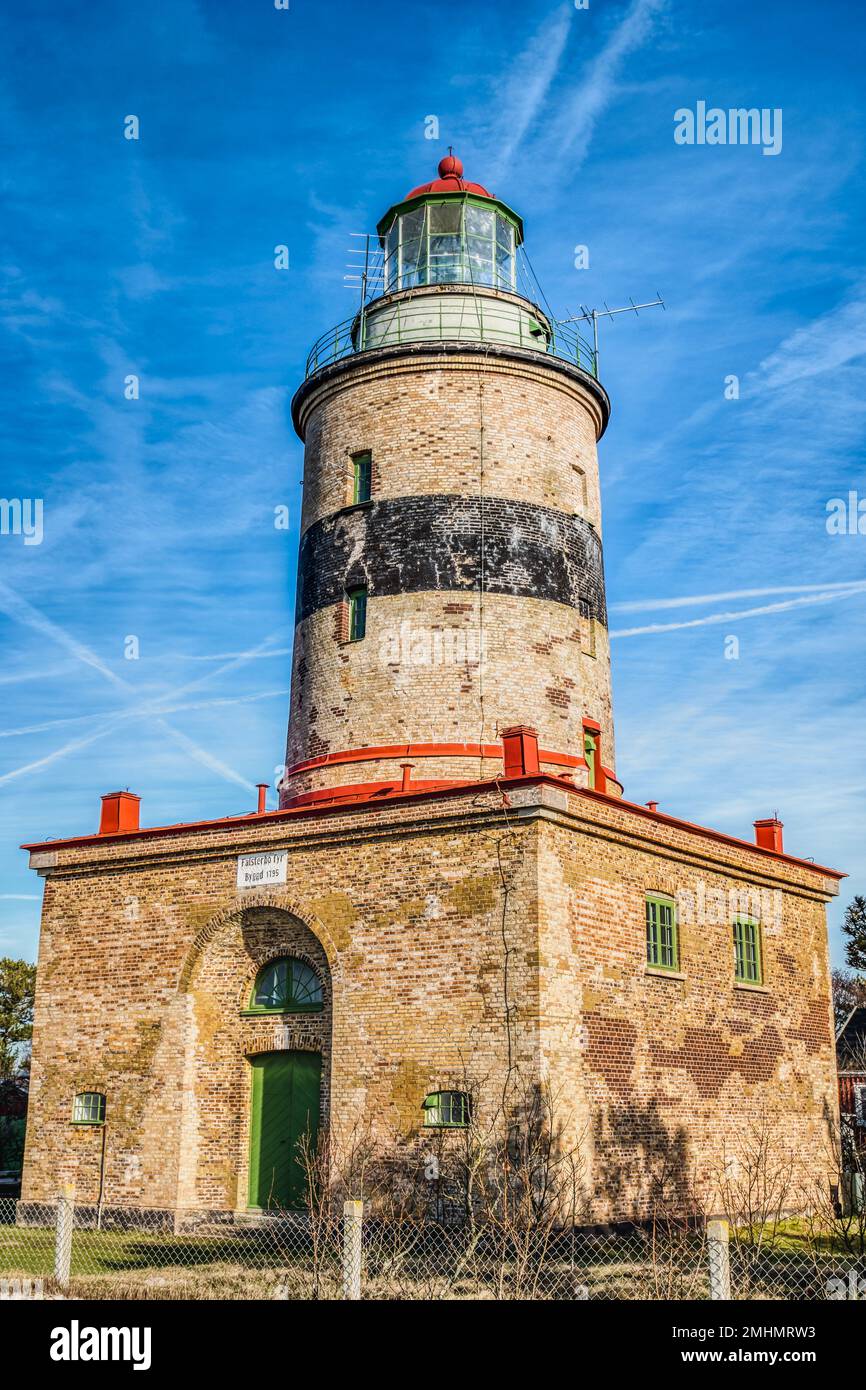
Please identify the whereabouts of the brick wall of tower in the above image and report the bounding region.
[282,592,613,793]
[282,349,614,803]
[20,784,839,1220]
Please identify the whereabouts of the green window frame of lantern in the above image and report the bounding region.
[244,958,324,1015]
[383,197,518,294]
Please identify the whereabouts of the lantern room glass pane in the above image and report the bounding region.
[495,214,515,288]
[400,206,426,288]
[466,205,494,239]
[429,234,462,282]
[385,221,399,292]
[465,204,495,285]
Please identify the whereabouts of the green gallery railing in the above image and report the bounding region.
[302,295,599,381]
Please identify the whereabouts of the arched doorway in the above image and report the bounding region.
[248,1050,321,1210]
[178,904,333,1214]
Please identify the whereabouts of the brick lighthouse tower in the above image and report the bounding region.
[280,154,621,806]
[19,154,842,1225]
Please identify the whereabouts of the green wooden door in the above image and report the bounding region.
[248,1051,321,1210]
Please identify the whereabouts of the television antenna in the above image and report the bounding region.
[558,294,665,374]
[344,232,384,303]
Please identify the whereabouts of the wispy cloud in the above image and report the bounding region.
[611,586,866,638]
[546,0,666,168]
[485,7,573,183]
[0,580,284,791]
[752,290,866,392]
[613,580,866,614]
[481,0,665,187]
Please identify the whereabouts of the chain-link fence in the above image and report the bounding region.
[2,1194,865,1300]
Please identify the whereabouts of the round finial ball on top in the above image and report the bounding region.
[438,153,463,179]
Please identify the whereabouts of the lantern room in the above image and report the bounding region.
[377,155,524,293]
[301,153,597,380]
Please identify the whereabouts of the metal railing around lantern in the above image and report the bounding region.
[302,296,599,381]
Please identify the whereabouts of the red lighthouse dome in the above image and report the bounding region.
[404,152,494,201]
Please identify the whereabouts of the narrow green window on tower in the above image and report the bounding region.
[584,731,597,789]
[352,452,372,504]
[733,917,762,984]
[646,896,678,971]
[347,586,367,642]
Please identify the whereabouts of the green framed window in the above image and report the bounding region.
[733,917,762,984]
[646,896,678,971]
[422,1091,471,1129]
[72,1091,106,1125]
[347,586,367,642]
[583,731,597,790]
[352,452,372,505]
[247,957,323,1015]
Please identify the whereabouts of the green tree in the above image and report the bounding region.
[0,958,36,1079]
[842,895,866,974]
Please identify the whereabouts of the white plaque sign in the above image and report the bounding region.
[237,850,288,890]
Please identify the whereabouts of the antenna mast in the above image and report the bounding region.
[559,295,665,374]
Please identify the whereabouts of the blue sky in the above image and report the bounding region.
[1,0,864,965]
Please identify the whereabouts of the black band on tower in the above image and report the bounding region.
[295,494,608,625]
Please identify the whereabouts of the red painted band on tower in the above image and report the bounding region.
[285,740,584,777]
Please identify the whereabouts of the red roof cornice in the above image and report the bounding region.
[21,773,845,882]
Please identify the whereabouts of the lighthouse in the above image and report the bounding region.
[19,154,841,1226]
[280,155,621,806]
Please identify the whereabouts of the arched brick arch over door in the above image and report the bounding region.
[176,905,333,1213]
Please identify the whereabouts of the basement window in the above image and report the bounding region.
[72,1092,106,1125]
[248,957,323,1014]
[733,917,763,985]
[347,586,367,642]
[646,895,679,972]
[422,1091,472,1129]
[351,452,372,505]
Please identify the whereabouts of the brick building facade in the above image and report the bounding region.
[19,156,843,1221]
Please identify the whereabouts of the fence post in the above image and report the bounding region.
[341,1199,363,1301]
[707,1218,731,1300]
[54,1182,75,1289]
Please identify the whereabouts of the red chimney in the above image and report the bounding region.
[501,725,540,777]
[399,763,414,792]
[256,783,269,814]
[754,817,784,854]
[99,791,140,835]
